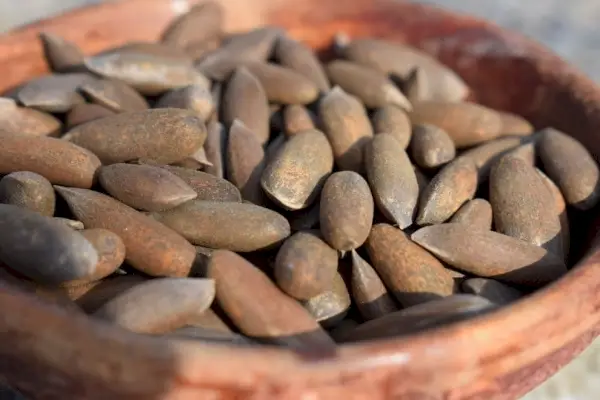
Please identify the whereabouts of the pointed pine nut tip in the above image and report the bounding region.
[174,156,211,170]
[53,185,88,216]
[38,31,52,40]
[350,250,369,279]
[384,85,413,111]
[190,147,213,167]
[275,34,291,46]
[498,111,533,136]
[53,185,79,198]
[260,182,302,211]
[164,188,198,208]
[276,35,304,55]
[333,32,351,55]
[325,85,350,100]
[504,142,535,165]
[231,118,247,130]
[417,201,463,227]
[38,31,62,45]
[410,225,456,259]
[321,86,349,107]
[390,207,415,230]
[60,130,75,141]
[229,118,258,142]
[415,201,434,226]
[350,249,360,266]
[409,225,429,245]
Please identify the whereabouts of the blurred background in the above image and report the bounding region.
[2,0,600,81]
[0,1,599,399]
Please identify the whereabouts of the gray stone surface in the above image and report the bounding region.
[0,1,599,399]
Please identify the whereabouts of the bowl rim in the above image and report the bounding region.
[1,0,600,398]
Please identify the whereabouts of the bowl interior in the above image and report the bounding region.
[1,0,600,399]
[2,0,598,261]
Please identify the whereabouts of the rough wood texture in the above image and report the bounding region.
[1,0,600,399]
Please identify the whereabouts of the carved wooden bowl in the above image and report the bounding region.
[1,0,600,399]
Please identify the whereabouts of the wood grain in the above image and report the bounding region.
[1,0,600,399]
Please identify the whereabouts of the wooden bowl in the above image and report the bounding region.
[1,0,600,399]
